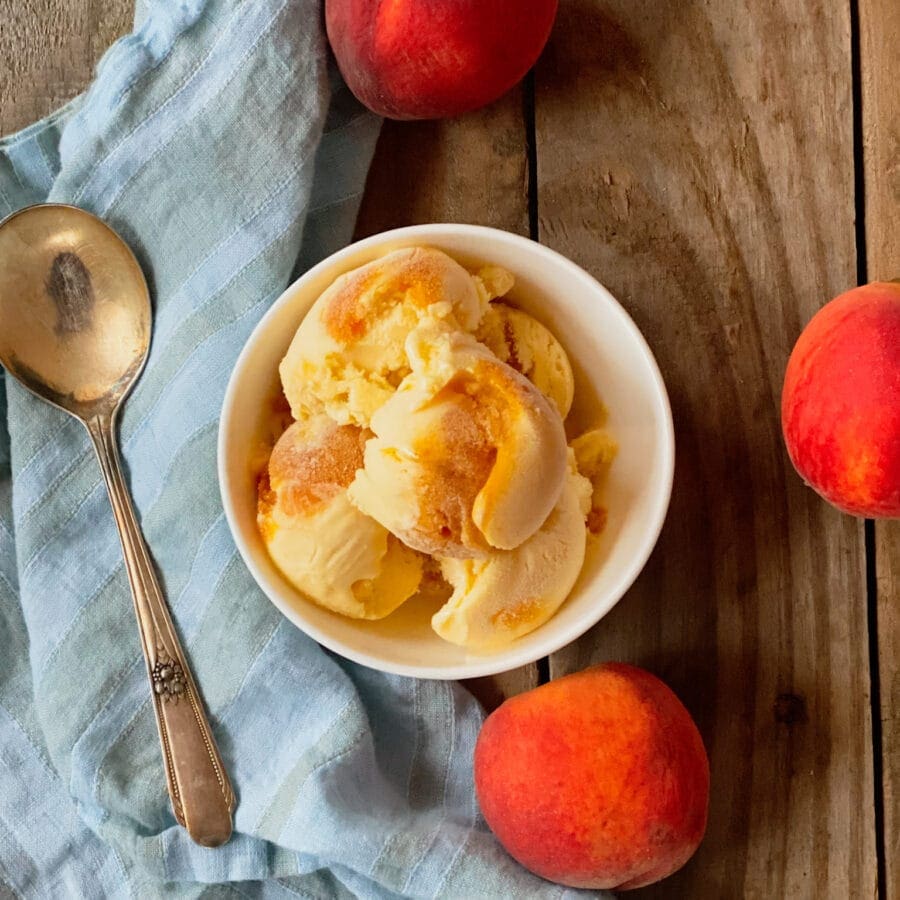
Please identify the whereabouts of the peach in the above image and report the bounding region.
[782,281,900,518]
[474,663,709,890]
[325,0,558,120]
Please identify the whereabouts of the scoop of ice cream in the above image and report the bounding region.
[432,453,592,649]
[475,302,575,418]
[348,322,568,558]
[279,248,513,427]
[258,415,423,619]
[571,427,618,536]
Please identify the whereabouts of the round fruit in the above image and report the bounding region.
[782,281,900,518]
[474,663,709,890]
[325,0,559,120]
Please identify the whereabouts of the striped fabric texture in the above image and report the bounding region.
[0,2,603,897]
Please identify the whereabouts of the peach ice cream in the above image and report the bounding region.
[260,246,616,649]
[279,247,511,426]
[433,451,591,649]
[258,415,422,619]
[347,322,568,557]
[476,302,575,418]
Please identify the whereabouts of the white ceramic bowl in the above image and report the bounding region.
[218,225,674,679]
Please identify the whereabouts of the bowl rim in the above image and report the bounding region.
[218,223,675,679]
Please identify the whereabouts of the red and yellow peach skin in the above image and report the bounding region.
[474,663,709,890]
[782,281,900,518]
[325,0,559,120]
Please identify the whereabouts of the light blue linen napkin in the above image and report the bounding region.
[0,1,605,897]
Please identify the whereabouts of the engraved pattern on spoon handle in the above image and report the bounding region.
[86,413,235,848]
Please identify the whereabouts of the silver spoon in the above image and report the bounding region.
[0,204,234,847]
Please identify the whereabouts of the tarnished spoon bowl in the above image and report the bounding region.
[0,204,149,417]
[0,204,234,847]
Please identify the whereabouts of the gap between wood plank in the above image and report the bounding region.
[867,520,885,898]
[850,0,887,892]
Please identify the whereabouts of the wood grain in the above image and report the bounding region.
[355,98,537,706]
[0,0,132,136]
[536,1,875,895]
[355,100,530,237]
[860,0,900,890]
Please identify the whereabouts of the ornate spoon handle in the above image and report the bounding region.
[86,413,235,847]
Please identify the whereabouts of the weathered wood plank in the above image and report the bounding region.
[537,1,874,895]
[355,102,530,236]
[356,98,537,706]
[0,0,131,136]
[860,0,900,888]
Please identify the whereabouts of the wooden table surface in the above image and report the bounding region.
[2,1,897,897]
